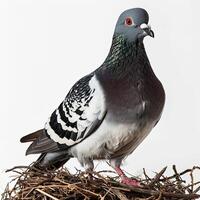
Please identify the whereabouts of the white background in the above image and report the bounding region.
[0,0,200,193]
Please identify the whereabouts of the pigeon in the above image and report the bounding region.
[21,8,165,186]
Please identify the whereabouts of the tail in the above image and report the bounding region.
[20,129,71,169]
[20,129,43,143]
[35,151,71,170]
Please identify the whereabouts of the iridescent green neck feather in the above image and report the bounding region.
[104,34,137,66]
[100,34,149,72]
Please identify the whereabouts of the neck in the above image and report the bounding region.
[103,34,147,67]
[95,34,151,80]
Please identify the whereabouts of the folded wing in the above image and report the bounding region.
[22,74,106,155]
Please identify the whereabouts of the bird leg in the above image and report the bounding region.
[115,167,140,187]
[83,159,94,180]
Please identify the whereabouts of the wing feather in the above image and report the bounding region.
[26,74,106,154]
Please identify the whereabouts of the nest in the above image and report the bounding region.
[1,164,200,200]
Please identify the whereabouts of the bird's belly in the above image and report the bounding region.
[69,118,154,162]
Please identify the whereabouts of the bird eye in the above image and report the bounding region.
[124,17,134,26]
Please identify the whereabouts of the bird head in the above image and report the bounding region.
[114,8,154,43]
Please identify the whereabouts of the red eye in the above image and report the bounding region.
[125,17,134,26]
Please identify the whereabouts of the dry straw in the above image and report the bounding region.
[1,164,200,200]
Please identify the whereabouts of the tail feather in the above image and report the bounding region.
[21,129,71,169]
[20,129,43,143]
[21,129,63,155]
[26,132,60,155]
[35,151,71,170]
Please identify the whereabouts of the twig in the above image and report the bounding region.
[118,183,200,199]
[5,166,32,173]
[160,169,192,181]
[148,167,167,188]
[112,189,129,200]
[2,165,200,200]
[35,188,59,200]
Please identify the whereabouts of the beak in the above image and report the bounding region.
[140,23,154,38]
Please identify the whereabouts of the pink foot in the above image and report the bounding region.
[121,176,141,187]
[114,167,141,187]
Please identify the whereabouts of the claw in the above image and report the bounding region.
[121,176,141,187]
[115,166,141,187]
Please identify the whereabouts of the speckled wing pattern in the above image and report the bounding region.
[45,73,106,148]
